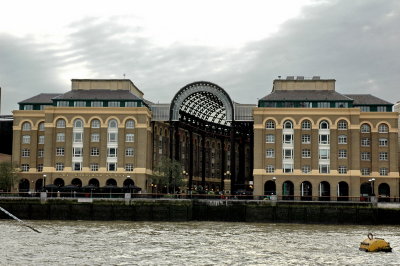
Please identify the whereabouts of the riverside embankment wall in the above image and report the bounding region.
[1,199,400,224]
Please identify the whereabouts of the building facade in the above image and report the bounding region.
[12,77,400,200]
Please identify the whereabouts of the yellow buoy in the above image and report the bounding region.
[359,233,392,252]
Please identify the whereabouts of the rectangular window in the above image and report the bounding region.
[125,101,138,107]
[108,101,120,107]
[37,164,43,172]
[379,138,388,147]
[23,105,33,110]
[283,102,295,107]
[338,135,347,144]
[74,101,86,107]
[56,147,65,156]
[361,152,370,161]
[360,106,370,112]
[91,133,100,142]
[21,164,30,172]
[266,134,275,143]
[90,163,99,171]
[266,165,275,173]
[266,148,275,158]
[361,168,370,176]
[319,134,330,144]
[317,102,330,108]
[55,163,64,171]
[21,149,30,157]
[299,102,312,108]
[125,164,134,171]
[56,133,65,142]
[361,138,370,147]
[379,152,388,161]
[108,148,117,157]
[73,147,83,157]
[91,101,103,107]
[91,147,99,156]
[38,135,45,144]
[283,149,293,159]
[107,162,117,171]
[38,149,44,158]
[126,133,134,142]
[380,168,388,176]
[283,164,293,173]
[319,164,330,174]
[302,134,311,144]
[73,162,82,171]
[22,135,31,144]
[302,149,311,158]
[335,102,348,108]
[283,134,293,144]
[377,106,386,112]
[338,166,347,174]
[74,132,83,143]
[301,165,311,173]
[125,148,134,157]
[57,101,69,107]
[108,132,117,143]
[319,149,330,159]
[338,149,347,159]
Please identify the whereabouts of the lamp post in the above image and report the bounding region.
[127,175,131,193]
[369,178,376,196]
[182,170,189,195]
[224,171,231,194]
[43,174,46,190]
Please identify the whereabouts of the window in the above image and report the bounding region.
[360,106,370,112]
[379,152,388,161]
[73,147,83,157]
[266,134,275,143]
[108,132,117,143]
[317,102,330,108]
[266,165,275,173]
[380,168,388,176]
[265,120,275,129]
[283,120,293,129]
[283,149,293,159]
[21,149,30,157]
[38,122,45,131]
[74,101,86,107]
[57,101,69,107]
[90,133,100,142]
[125,148,134,157]
[377,106,386,112]
[319,164,330,174]
[126,119,135,129]
[302,134,311,144]
[73,162,82,171]
[108,119,118,128]
[74,119,83,128]
[319,134,330,144]
[319,121,329,129]
[301,120,311,130]
[266,149,275,158]
[108,148,117,157]
[379,138,388,147]
[38,149,44,158]
[360,124,370,133]
[302,149,311,158]
[283,164,293,173]
[108,101,120,107]
[361,138,370,147]
[38,135,45,144]
[91,148,100,156]
[338,135,347,144]
[283,134,293,144]
[361,152,370,161]
[23,105,33,110]
[125,102,138,107]
[338,149,347,159]
[319,149,330,159]
[378,124,388,133]
[37,164,43,172]
[56,119,66,128]
[56,147,65,156]
[21,164,30,172]
[91,119,100,128]
[361,168,370,176]
[125,164,134,171]
[126,133,134,142]
[335,102,348,108]
[302,165,311,173]
[90,163,99,171]
[55,163,64,171]
[22,122,31,131]
[338,166,347,174]
[39,105,46,110]
[107,162,117,171]
[91,101,103,107]
[22,135,31,144]
[74,132,83,143]
[337,120,348,130]
[299,102,312,108]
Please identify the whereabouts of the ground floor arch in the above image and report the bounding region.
[301,181,312,201]
[319,181,330,201]
[264,180,276,195]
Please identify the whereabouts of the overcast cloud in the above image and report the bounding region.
[0,0,399,114]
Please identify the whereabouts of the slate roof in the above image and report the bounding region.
[18,93,62,104]
[259,90,352,101]
[345,94,392,105]
[52,90,143,101]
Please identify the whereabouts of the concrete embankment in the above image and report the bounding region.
[1,198,400,224]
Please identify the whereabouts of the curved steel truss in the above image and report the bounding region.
[170,81,234,126]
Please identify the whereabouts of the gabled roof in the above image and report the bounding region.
[52,89,143,101]
[18,93,62,104]
[345,94,392,105]
[259,90,352,101]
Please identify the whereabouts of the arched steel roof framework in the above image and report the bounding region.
[170,81,234,126]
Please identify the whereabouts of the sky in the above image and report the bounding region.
[0,0,399,114]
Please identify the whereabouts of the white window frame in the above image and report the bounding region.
[266,134,275,143]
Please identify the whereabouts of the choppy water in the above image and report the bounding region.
[1,220,400,265]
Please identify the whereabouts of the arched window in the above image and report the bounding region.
[360,124,370,133]
[265,120,275,129]
[74,119,83,128]
[56,119,66,128]
[301,120,311,130]
[283,120,293,129]
[319,120,329,129]
[378,123,388,133]
[91,119,100,128]
[337,120,347,130]
[38,122,45,131]
[108,119,118,128]
[126,119,135,129]
[22,122,31,131]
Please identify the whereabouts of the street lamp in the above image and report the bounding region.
[272,177,276,196]
[369,178,376,196]
[224,171,231,179]
[43,174,46,189]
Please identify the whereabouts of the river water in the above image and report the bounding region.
[1,220,400,265]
